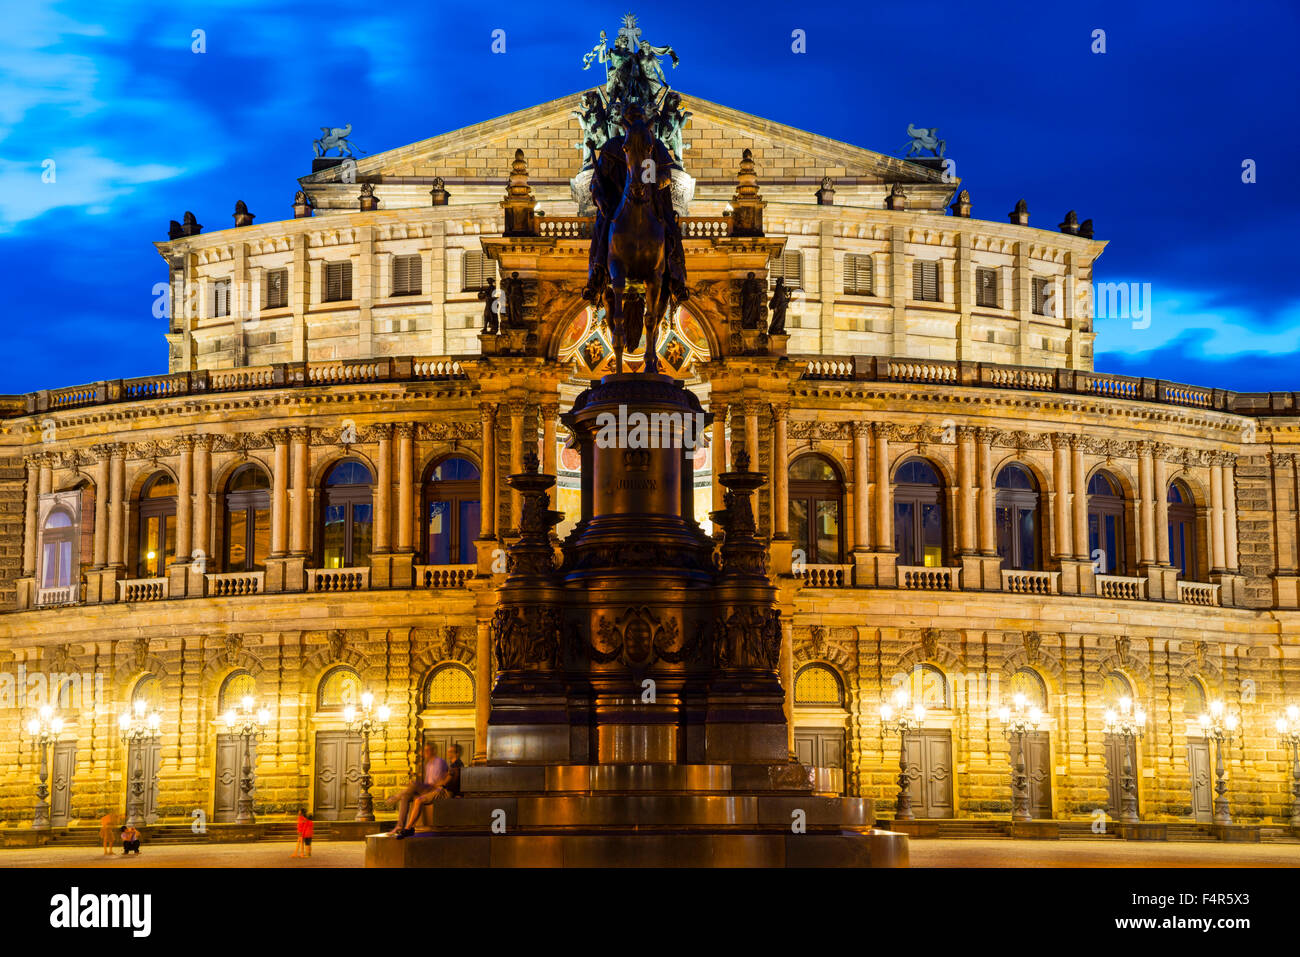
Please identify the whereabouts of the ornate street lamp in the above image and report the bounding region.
[1198,699,1239,826]
[118,699,162,827]
[222,695,272,825]
[343,691,391,823]
[1276,703,1300,829]
[998,692,1043,823]
[880,686,926,822]
[1102,695,1146,825]
[25,705,64,830]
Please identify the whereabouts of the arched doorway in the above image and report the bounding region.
[420,663,476,766]
[793,663,847,795]
[125,675,162,824]
[1100,670,1138,817]
[789,455,845,565]
[213,670,257,823]
[1007,667,1052,818]
[898,664,955,819]
[1184,675,1213,822]
[312,665,364,821]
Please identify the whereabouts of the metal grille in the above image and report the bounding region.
[795,664,842,705]
[912,260,940,301]
[425,664,474,707]
[844,254,873,295]
[317,666,361,710]
[219,671,256,712]
[392,254,421,296]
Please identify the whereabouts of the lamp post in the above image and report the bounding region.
[1198,699,1238,827]
[222,695,271,825]
[1276,703,1300,830]
[118,699,162,827]
[25,705,64,830]
[998,693,1043,823]
[1102,695,1146,825]
[880,686,926,822]
[343,691,390,823]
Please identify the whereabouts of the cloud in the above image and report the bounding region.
[0,149,183,230]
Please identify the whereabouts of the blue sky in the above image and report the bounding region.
[1,0,1297,393]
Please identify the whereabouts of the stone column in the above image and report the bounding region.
[1154,449,1170,565]
[977,429,996,554]
[541,402,558,506]
[711,401,728,519]
[509,401,524,533]
[108,446,126,568]
[38,458,52,496]
[744,402,760,464]
[174,437,193,568]
[397,424,415,553]
[770,404,789,538]
[1209,456,1226,572]
[1137,442,1155,566]
[1071,436,1088,560]
[374,424,392,553]
[853,422,871,551]
[1051,434,1072,559]
[873,422,892,551]
[780,618,795,758]
[1222,455,1238,572]
[478,402,497,543]
[956,427,976,554]
[473,619,491,764]
[192,435,212,571]
[21,457,39,578]
[270,430,289,558]
[92,449,110,568]
[289,428,310,556]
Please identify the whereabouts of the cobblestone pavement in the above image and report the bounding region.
[1,838,1298,868]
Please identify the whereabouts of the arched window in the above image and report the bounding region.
[905,663,950,709]
[224,465,271,572]
[1087,471,1127,575]
[1184,676,1208,717]
[423,457,481,565]
[321,460,373,568]
[41,508,76,588]
[1102,671,1133,704]
[1008,667,1048,710]
[133,675,162,712]
[894,458,944,567]
[218,670,256,713]
[788,455,843,564]
[317,665,361,712]
[1168,481,1199,581]
[995,464,1040,571]
[136,472,177,578]
[423,663,475,709]
[794,664,844,707]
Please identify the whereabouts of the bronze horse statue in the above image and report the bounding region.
[584,103,688,375]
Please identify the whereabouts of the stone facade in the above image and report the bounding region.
[2,91,1299,829]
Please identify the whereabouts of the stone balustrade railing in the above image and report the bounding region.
[1001,569,1059,595]
[1096,574,1147,601]
[205,571,264,598]
[310,568,370,592]
[35,585,79,607]
[898,565,960,591]
[797,563,851,588]
[1177,580,1221,606]
[417,564,476,589]
[118,578,168,602]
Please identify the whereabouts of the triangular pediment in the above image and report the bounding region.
[301,90,946,188]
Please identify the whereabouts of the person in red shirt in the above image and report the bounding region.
[293,808,314,858]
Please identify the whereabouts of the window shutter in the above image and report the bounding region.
[1032,277,1052,315]
[393,254,421,296]
[213,279,231,317]
[462,250,493,291]
[913,261,939,302]
[844,254,873,295]
[325,262,352,302]
[770,251,803,290]
[264,269,287,309]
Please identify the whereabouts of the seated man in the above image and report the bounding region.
[445,743,466,798]
[393,743,449,838]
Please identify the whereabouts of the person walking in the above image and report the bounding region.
[99,810,120,856]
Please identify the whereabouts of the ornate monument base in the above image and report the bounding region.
[366,373,907,867]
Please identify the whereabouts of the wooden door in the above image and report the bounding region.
[50,741,76,827]
[793,727,846,794]
[1187,738,1213,823]
[1011,731,1052,819]
[127,739,162,824]
[213,733,251,823]
[902,729,954,819]
[422,727,477,768]
[313,731,364,821]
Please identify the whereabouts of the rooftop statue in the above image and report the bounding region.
[581,14,680,149]
[314,124,363,158]
[903,123,945,159]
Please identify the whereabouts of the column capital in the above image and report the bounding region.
[371,422,394,440]
[478,401,498,420]
[1050,432,1073,450]
[975,426,997,446]
[394,422,416,440]
[192,433,214,452]
[90,443,118,461]
[540,400,560,418]
[268,428,291,446]
[506,399,527,417]
[852,420,872,438]
[769,402,790,422]
[288,426,312,443]
[955,424,978,441]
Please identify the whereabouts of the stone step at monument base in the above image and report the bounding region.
[367,828,907,868]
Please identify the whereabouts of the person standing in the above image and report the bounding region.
[292,808,309,858]
[300,811,314,858]
[99,810,119,856]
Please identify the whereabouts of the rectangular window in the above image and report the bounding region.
[912,261,940,302]
[844,254,873,295]
[976,268,999,308]
[323,261,353,303]
[212,279,231,317]
[392,254,422,296]
[770,250,803,290]
[1031,276,1054,316]
[264,269,288,309]
[462,250,492,292]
